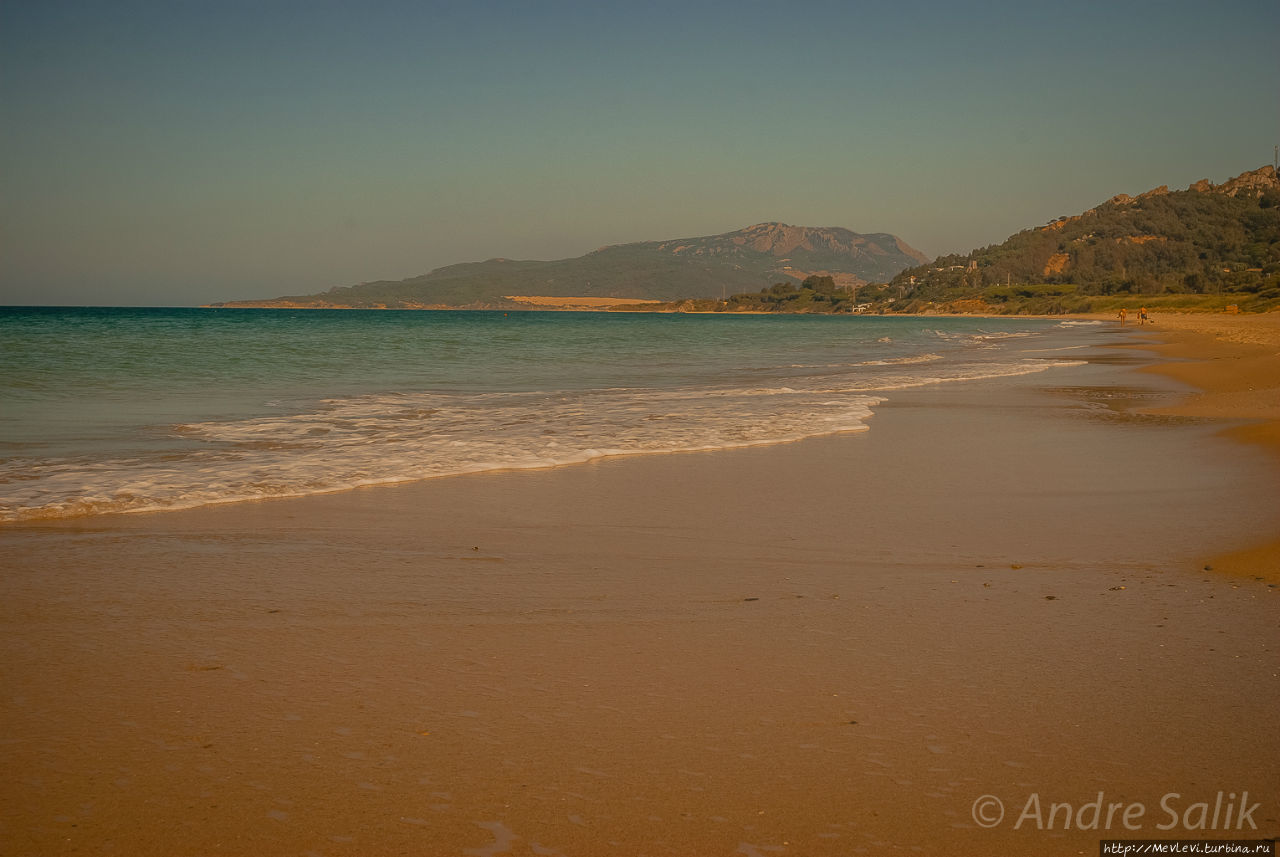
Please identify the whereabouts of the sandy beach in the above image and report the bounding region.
[1127,313,1280,587]
[2,314,1277,856]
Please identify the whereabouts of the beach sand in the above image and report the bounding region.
[1131,312,1280,586]
[1,316,1277,855]
[503,296,664,309]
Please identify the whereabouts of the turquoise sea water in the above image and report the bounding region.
[0,307,1089,521]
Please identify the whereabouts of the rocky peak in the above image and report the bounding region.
[1213,165,1279,197]
[734,222,847,256]
[1187,166,1278,197]
[1100,166,1278,213]
[1107,185,1174,205]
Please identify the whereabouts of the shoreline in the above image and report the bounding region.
[1129,312,1280,583]
[197,300,1280,321]
[0,312,1069,528]
[2,317,1277,855]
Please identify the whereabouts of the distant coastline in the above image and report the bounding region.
[203,299,1279,318]
[208,166,1279,317]
[206,295,664,312]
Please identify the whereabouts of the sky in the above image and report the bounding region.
[2,0,1277,306]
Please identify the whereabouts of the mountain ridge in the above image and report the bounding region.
[211,223,928,309]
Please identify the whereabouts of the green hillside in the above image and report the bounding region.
[878,166,1280,314]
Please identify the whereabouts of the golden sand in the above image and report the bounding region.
[1133,312,1280,583]
[502,295,663,308]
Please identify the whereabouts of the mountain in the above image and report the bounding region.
[877,166,1280,314]
[211,223,929,309]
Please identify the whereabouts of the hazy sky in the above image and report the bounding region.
[2,0,1277,306]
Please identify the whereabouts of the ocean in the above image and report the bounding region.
[0,307,1090,522]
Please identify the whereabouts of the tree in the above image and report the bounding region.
[801,275,837,294]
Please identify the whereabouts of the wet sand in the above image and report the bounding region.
[1,318,1278,856]
[1131,312,1280,585]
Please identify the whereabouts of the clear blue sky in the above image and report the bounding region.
[2,0,1277,305]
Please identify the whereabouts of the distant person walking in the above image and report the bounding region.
[1118,307,1128,326]
[1138,307,1148,324]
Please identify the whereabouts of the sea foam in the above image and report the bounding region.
[0,308,1083,521]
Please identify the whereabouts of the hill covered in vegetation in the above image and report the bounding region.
[619,274,869,314]
[877,166,1280,314]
